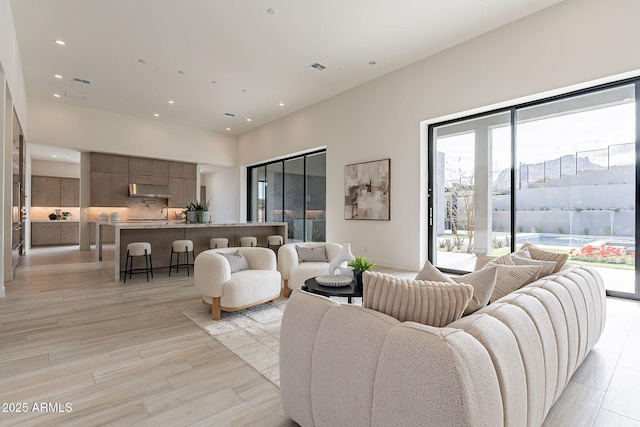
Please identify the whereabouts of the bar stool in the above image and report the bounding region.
[169,239,194,276]
[267,235,283,251]
[124,242,153,283]
[239,236,258,247]
[209,238,229,249]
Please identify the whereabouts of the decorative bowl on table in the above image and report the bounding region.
[315,274,353,287]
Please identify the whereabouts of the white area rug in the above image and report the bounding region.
[183,298,287,387]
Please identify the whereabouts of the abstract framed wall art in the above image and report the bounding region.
[344,158,390,220]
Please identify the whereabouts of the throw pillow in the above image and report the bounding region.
[490,264,542,303]
[219,251,250,273]
[511,255,557,277]
[414,259,455,283]
[520,242,569,273]
[363,271,473,327]
[451,266,498,315]
[295,245,328,263]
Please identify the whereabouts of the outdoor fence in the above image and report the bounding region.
[519,142,634,185]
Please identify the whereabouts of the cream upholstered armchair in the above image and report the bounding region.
[194,247,281,320]
[278,242,343,297]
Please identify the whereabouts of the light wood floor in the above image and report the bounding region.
[1,247,640,426]
[0,246,296,426]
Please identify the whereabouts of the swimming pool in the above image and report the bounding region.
[516,235,596,247]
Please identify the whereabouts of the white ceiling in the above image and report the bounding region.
[11,0,564,163]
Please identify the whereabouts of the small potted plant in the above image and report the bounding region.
[184,202,197,223]
[347,256,376,289]
[186,199,211,223]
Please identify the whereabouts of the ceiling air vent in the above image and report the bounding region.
[71,77,90,85]
[65,91,86,101]
[224,113,236,118]
[308,62,326,72]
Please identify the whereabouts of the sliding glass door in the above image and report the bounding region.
[429,79,639,300]
[247,150,326,243]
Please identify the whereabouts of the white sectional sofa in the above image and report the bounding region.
[280,264,606,426]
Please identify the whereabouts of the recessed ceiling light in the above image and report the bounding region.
[279,102,284,106]
[52,155,57,158]
[246,118,252,122]
[226,128,231,131]
[54,74,62,79]
[53,93,61,98]
[368,61,377,65]
[154,113,159,117]
[168,100,174,104]
[267,8,277,15]
[55,40,66,46]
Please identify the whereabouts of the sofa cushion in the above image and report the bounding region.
[415,259,455,283]
[296,245,328,262]
[451,266,498,315]
[521,243,569,273]
[490,264,542,303]
[511,255,557,277]
[415,259,497,315]
[219,250,250,273]
[363,271,473,327]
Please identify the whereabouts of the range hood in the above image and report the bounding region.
[128,183,171,199]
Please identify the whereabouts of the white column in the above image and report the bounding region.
[79,152,91,251]
[473,126,492,256]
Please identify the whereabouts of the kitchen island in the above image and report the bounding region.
[99,221,287,281]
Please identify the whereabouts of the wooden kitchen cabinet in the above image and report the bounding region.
[60,178,79,206]
[45,177,61,207]
[90,172,111,206]
[31,176,79,207]
[168,177,196,208]
[31,223,48,245]
[129,157,150,176]
[110,173,129,207]
[110,155,129,174]
[32,222,79,246]
[31,176,47,206]
[149,159,168,177]
[89,152,195,207]
[60,223,79,244]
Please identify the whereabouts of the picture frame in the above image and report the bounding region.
[344,158,390,220]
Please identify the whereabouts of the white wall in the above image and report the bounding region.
[0,0,28,292]
[237,0,640,271]
[0,0,26,126]
[31,159,79,178]
[27,98,237,167]
[204,167,241,222]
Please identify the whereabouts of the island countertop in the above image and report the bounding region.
[99,221,287,281]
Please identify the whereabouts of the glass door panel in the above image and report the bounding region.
[284,158,305,242]
[266,162,283,222]
[305,152,326,242]
[515,85,636,296]
[432,111,511,272]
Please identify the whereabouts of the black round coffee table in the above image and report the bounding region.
[302,277,362,304]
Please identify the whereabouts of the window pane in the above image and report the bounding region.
[433,112,511,272]
[305,152,326,242]
[516,84,635,294]
[266,162,283,222]
[284,158,305,242]
[249,166,265,222]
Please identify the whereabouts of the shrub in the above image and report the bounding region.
[569,245,635,266]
